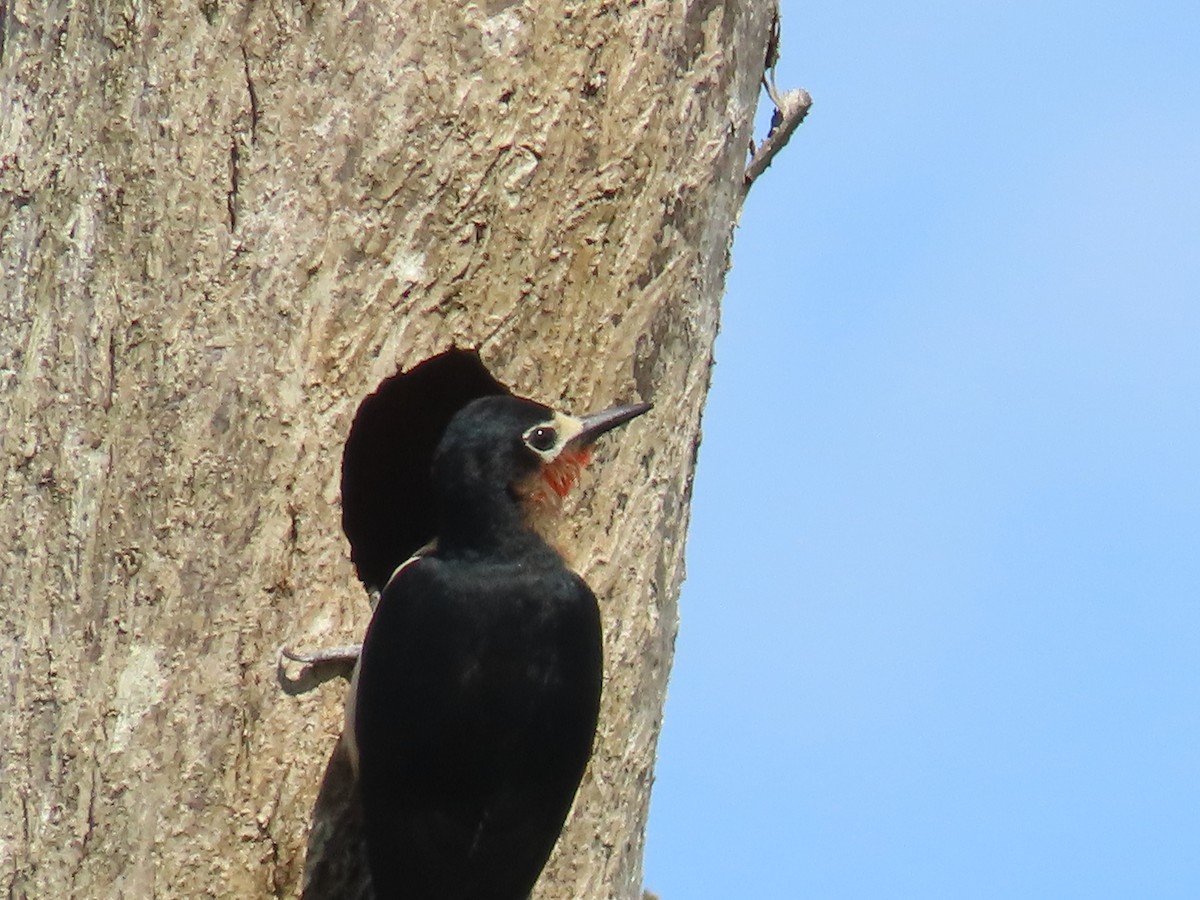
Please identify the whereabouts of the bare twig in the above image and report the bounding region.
[745,86,812,190]
[277,644,361,695]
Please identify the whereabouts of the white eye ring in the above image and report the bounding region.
[525,425,558,452]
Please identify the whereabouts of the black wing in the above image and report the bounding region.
[353,555,602,900]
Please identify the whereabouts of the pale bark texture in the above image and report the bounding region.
[0,0,776,897]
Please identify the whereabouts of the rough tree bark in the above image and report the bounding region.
[0,1,787,897]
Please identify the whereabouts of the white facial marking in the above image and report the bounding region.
[522,412,584,462]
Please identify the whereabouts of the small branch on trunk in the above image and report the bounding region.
[745,85,812,190]
[278,645,361,695]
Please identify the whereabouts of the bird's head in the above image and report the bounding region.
[432,394,651,535]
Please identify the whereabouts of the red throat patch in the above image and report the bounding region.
[525,447,594,509]
[544,447,593,497]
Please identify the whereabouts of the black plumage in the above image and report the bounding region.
[352,394,649,900]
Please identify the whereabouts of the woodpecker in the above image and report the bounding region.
[351,393,650,900]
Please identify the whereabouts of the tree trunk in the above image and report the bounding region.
[0,1,774,896]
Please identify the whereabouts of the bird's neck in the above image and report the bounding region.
[436,480,551,560]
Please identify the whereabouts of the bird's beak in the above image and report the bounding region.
[571,401,652,448]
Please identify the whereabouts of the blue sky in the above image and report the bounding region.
[644,1,1200,897]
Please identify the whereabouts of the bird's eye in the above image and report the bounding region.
[526,425,557,452]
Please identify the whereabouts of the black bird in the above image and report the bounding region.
[351,393,651,900]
